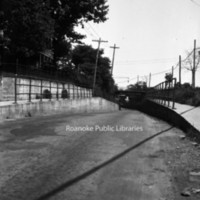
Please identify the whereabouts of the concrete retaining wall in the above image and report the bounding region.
[138,100,200,141]
[0,97,118,121]
[0,76,92,101]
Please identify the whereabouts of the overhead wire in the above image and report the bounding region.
[87,22,100,39]
[84,26,98,40]
[81,17,200,86]
[190,0,200,7]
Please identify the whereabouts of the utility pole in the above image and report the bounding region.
[137,75,139,83]
[172,66,174,78]
[92,38,108,95]
[192,39,196,88]
[179,55,181,84]
[149,73,151,88]
[110,44,120,75]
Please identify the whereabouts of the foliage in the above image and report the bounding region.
[61,89,69,99]
[1,0,54,59]
[127,81,147,90]
[71,44,116,96]
[183,50,200,88]
[0,0,109,62]
[174,85,200,106]
[182,82,191,89]
[50,0,108,61]
[43,89,52,99]
[165,73,173,82]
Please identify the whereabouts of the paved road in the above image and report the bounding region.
[0,109,180,200]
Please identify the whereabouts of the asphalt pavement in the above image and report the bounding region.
[0,109,184,200]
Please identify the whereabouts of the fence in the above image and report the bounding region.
[0,62,77,83]
[0,74,92,103]
[146,78,177,109]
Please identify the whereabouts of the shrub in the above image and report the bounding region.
[61,89,69,99]
[182,89,195,99]
[192,93,200,107]
[175,87,200,106]
[182,82,191,89]
[43,89,51,99]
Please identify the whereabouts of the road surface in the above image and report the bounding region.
[0,109,184,200]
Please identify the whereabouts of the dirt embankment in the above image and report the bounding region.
[158,124,200,199]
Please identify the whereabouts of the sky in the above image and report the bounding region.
[76,0,200,88]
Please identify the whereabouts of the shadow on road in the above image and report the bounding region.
[35,126,174,200]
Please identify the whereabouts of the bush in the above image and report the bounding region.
[43,89,51,99]
[182,89,195,99]
[61,89,69,99]
[182,82,191,89]
[192,93,200,106]
[175,87,200,106]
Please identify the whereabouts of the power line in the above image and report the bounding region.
[115,76,137,84]
[116,57,177,62]
[84,26,97,39]
[115,58,177,65]
[190,0,200,6]
[151,69,171,76]
[87,23,100,39]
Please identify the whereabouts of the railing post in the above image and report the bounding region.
[29,78,32,102]
[14,74,17,104]
[57,82,59,100]
[172,78,176,109]
[164,82,166,106]
[49,81,51,101]
[14,59,19,104]
[40,79,43,101]
[167,81,170,107]
[73,84,75,99]
[60,83,65,99]
[67,83,70,99]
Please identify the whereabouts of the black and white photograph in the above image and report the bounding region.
[1,0,200,199]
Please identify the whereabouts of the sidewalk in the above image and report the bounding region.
[173,102,200,132]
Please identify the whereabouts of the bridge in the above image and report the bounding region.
[115,78,176,109]
[115,89,146,108]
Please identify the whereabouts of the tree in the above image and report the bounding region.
[71,44,116,96]
[127,81,147,90]
[47,0,109,62]
[127,84,136,90]
[0,0,109,63]
[1,0,54,61]
[183,49,200,88]
[165,73,173,82]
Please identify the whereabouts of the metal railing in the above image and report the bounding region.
[146,78,177,109]
[0,62,91,88]
[3,75,92,103]
[0,63,93,103]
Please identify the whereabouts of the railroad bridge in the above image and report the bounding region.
[115,90,146,108]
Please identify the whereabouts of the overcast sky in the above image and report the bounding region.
[77,0,200,88]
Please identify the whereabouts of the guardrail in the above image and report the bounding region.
[146,78,177,109]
